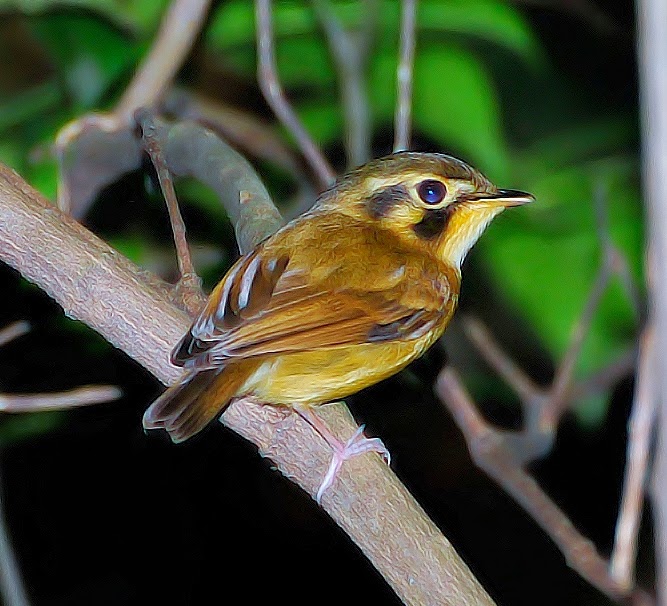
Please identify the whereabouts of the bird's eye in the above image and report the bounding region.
[417,180,447,205]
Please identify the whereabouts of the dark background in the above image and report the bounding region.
[0,1,649,604]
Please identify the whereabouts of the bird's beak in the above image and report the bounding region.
[476,189,535,207]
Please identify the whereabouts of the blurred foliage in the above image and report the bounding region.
[0,0,642,432]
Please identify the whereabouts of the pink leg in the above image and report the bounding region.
[296,407,391,503]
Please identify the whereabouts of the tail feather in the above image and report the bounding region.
[143,362,258,443]
[143,369,218,430]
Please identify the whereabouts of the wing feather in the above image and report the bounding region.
[172,230,450,370]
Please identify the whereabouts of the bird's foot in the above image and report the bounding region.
[295,407,390,503]
[316,424,390,503]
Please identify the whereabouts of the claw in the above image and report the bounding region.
[316,424,391,503]
[295,408,391,503]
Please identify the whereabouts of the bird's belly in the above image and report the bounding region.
[240,334,439,406]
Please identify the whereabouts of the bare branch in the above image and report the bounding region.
[0,163,496,606]
[312,0,372,167]
[463,316,542,404]
[55,0,212,215]
[611,326,657,591]
[0,386,121,413]
[136,110,204,313]
[255,0,336,188]
[115,0,213,121]
[0,322,30,349]
[394,0,418,152]
[436,367,636,602]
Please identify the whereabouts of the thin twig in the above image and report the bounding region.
[136,110,196,279]
[115,0,212,121]
[255,0,336,189]
[463,316,542,404]
[612,246,645,322]
[0,472,29,606]
[610,326,657,590]
[0,322,30,349]
[312,0,372,167]
[394,0,417,152]
[55,0,211,215]
[136,110,204,314]
[436,367,637,602]
[544,181,640,429]
[0,386,122,413]
[547,256,613,419]
[592,180,644,321]
[356,0,381,63]
[568,347,637,402]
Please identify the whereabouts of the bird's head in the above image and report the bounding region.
[317,152,534,269]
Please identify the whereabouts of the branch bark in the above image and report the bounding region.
[637,0,667,602]
[0,163,495,606]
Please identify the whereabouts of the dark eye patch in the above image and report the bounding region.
[413,207,451,240]
[367,184,409,219]
[417,180,447,205]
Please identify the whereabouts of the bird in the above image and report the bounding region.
[143,151,534,501]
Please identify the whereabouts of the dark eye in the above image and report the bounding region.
[417,180,447,205]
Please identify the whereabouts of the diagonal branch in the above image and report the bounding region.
[136,109,204,314]
[55,0,212,216]
[312,0,375,167]
[0,322,30,349]
[0,386,122,413]
[115,0,213,120]
[0,162,495,606]
[255,0,336,189]
[437,367,644,603]
[610,326,656,591]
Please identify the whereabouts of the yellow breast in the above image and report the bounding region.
[240,317,449,406]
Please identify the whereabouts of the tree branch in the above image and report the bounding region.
[255,0,336,188]
[638,0,667,601]
[115,0,212,120]
[312,0,373,167]
[437,367,639,603]
[394,0,417,152]
[610,326,656,591]
[55,0,212,216]
[0,162,495,606]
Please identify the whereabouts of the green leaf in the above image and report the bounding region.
[29,13,140,109]
[481,160,642,384]
[369,46,509,179]
[208,0,541,65]
[0,0,168,32]
[418,0,543,66]
[0,81,62,134]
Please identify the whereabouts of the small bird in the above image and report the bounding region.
[144,151,533,500]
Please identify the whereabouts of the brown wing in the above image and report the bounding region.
[172,239,448,370]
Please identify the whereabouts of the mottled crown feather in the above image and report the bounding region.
[325,151,494,197]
